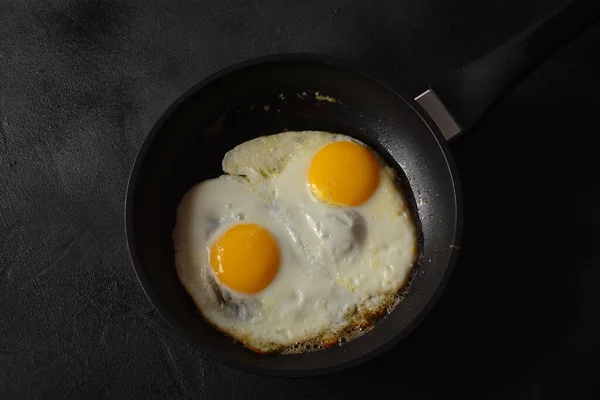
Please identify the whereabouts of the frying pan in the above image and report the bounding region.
[125,0,600,377]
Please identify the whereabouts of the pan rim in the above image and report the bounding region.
[124,53,463,377]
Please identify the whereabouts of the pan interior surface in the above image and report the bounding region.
[126,57,460,376]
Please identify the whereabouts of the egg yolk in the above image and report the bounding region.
[209,223,280,294]
[308,141,380,206]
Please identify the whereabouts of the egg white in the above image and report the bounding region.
[173,131,418,353]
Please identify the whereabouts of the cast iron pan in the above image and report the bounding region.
[125,0,599,377]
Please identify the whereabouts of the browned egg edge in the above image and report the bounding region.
[187,240,422,355]
[278,261,419,355]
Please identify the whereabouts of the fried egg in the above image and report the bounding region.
[173,131,418,353]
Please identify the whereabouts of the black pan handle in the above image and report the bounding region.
[416,0,600,140]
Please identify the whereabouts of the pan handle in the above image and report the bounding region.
[415,0,600,141]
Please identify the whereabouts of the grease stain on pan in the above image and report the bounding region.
[254,90,340,114]
[202,90,342,147]
[314,91,337,103]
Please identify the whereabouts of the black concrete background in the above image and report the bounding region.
[1,0,599,398]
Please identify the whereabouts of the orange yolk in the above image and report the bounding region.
[209,223,280,294]
[308,141,380,207]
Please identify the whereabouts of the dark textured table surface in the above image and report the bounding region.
[1,0,599,398]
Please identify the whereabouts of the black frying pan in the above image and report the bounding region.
[125,0,599,377]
